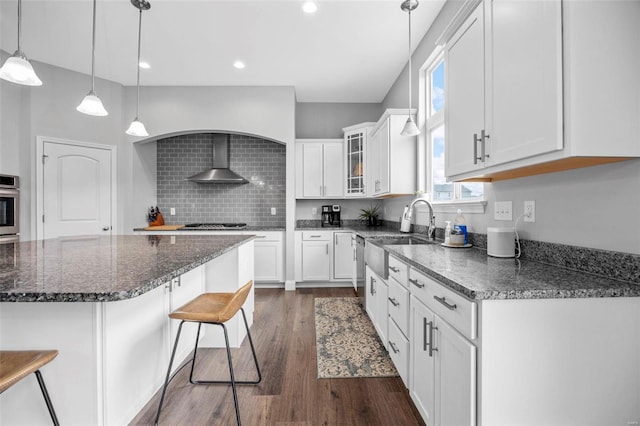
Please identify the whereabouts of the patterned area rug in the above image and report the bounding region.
[314,297,398,379]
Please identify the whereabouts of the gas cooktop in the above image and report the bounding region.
[184,223,247,230]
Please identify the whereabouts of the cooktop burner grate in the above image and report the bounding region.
[184,223,247,230]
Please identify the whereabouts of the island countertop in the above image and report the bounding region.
[0,234,254,302]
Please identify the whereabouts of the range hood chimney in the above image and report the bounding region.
[186,134,249,184]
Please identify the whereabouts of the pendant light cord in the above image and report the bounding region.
[135,8,143,119]
[91,0,97,92]
[407,8,412,114]
[17,0,22,53]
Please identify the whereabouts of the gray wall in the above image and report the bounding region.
[379,1,640,254]
[0,53,125,241]
[156,133,286,227]
[295,102,382,138]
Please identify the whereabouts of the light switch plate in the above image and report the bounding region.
[170,207,175,215]
[271,207,276,215]
[494,201,513,221]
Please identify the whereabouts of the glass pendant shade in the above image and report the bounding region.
[126,118,148,137]
[0,52,42,86]
[77,90,108,116]
[400,116,420,137]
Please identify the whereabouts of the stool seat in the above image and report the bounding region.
[169,292,235,323]
[0,350,58,393]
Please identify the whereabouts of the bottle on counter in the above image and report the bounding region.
[444,221,452,245]
[454,209,468,245]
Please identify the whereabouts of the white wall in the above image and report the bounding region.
[296,102,382,139]
[379,1,640,255]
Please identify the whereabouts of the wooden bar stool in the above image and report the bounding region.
[154,280,261,426]
[0,350,60,425]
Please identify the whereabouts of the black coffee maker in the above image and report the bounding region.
[321,205,341,227]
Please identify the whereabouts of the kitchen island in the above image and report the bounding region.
[0,234,255,426]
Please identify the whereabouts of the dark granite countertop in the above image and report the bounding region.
[379,242,640,301]
[134,226,285,232]
[0,234,254,303]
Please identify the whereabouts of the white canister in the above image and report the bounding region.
[487,227,515,258]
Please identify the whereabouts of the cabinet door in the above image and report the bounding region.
[333,232,353,280]
[445,4,485,176]
[302,240,331,281]
[375,277,389,351]
[410,298,437,426]
[377,119,391,195]
[255,241,282,282]
[345,130,366,197]
[435,317,477,426]
[301,144,324,197]
[322,143,344,198]
[488,0,563,165]
[169,267,204,372]
[365,267,376,321]
[367,129,380,196]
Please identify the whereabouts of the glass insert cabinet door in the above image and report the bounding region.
[346,131,365,197]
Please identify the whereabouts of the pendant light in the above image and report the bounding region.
[0,0,42,86]
[77,0,108,116]
[126,0,151,137]
[400,0,420,137]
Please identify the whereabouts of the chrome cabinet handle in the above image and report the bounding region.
[426,320,438,357]
[310,235,322,238]
[423,317,428,351]
[326,244,329,255]
[409,278,425,288]
[473,133,480,164]
[371,277,376,295]
[389,266,400,273]
[434,295,457,311]
[389,341,400,354]
[388,297,399,307]
[480,129,490,161]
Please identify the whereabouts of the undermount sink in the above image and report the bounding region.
[372,235,434,246]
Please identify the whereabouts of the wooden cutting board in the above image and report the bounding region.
[143,225,185,231]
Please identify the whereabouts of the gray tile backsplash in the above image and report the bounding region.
[157,133,286,226]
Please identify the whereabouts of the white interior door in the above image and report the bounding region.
[42,141,113,239]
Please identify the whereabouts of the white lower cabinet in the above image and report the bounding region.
[365,265,388,351]
[410,295,476,426]
[387,319,409,385]
[333,231,353,280]
[254,231,284,282]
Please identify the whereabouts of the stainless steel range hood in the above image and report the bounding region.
[186,134,249,184]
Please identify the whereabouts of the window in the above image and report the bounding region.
[425,53,483,204]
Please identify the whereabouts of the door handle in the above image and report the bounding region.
[388,341,400,354]
[388,297,399,307]
[389,266,400,273]
[409,278,425,288]
[102,226,110,231]
[481,129,490,161]
[426,320,438,357]
[434,295,457,311]
[473,133,481,164]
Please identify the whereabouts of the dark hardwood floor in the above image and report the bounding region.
[130,287,425,425]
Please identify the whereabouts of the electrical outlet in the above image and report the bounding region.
[494,201,513,221]
[312,207,317,215]
[524,201,536,222]
[271,207,276,215]
[170,207,175,215]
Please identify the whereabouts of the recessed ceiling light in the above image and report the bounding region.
[233,61,246,69]
[302,1,317,14]
[139,61,150,69]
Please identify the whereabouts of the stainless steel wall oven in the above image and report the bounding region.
[0,174,20,242]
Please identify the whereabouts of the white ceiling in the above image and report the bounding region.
[0,0,446,102]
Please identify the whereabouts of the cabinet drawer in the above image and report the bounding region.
[388,255,408,287]
[409,268,477,340]
[252,231,283,243]
[301,231,332,241]
[387,319,409,387]
[388,277,409,337]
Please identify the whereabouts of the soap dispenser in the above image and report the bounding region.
[444,221,452,245]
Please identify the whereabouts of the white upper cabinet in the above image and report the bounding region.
[295,140,344,199]
[445,0,563,179]
[445,0,640,181]
[367,109,417,197]
[343,123,375,198]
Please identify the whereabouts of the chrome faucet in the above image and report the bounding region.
[402,197,436,240]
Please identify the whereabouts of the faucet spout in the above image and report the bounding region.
[402,196,436,240]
